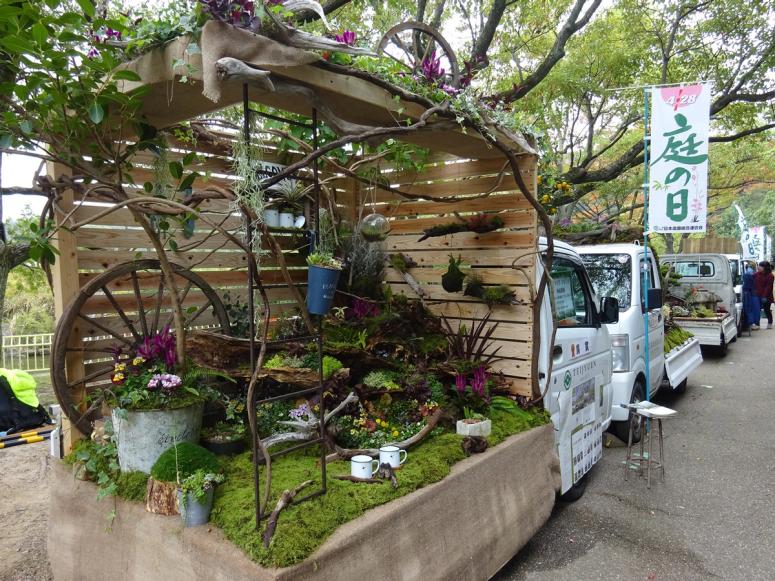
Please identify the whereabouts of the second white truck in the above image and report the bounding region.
[578,243,703,442]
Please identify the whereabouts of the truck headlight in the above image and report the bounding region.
[610,334,629,372]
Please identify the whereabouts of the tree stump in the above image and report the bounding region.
[145,478,179,515]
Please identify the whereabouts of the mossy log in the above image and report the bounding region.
[185,330,253,370]
[145,478,178,516]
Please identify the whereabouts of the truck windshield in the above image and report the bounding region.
[581,254,632,309]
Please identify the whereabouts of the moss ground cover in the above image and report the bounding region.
[210,406,549,568]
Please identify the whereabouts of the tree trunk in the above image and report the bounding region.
[0,242,31,360]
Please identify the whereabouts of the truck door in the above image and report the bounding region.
[548,255,612,493]
[642,256,665,396]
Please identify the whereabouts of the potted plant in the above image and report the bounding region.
[177,469,225,527]
[106,326,215,474]
[270,179,307,228]
[456,408,492,437]
[306,252,343,315]
[201,395,247,455]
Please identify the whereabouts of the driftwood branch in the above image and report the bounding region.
[327,407,443,462]
[262,479,313,547]
[334,475,383,484]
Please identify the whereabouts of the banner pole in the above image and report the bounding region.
[642,87,651,403]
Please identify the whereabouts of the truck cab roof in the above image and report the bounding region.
[576,243,653,258]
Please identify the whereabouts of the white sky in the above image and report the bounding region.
[1,153,47,221]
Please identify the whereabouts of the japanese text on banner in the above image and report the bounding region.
[648,83,710,234]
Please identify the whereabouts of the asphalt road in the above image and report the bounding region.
[495,331,775,581]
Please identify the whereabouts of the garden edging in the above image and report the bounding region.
[48,423,559,581]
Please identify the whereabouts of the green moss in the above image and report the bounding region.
[210,407,549,568]
[116,471,149,502]
[150,442,220,483]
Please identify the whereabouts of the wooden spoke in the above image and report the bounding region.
[187,299,213,326]
[67,365,114,389]
[100,285,141,342]
[66,346,117,354]
[151,277,164,336]
[162,280,193,331]
[130,271,149,337]
[76,313,134,347]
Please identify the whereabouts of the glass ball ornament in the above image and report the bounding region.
[360,212,390,242]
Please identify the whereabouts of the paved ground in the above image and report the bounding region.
[496,331,775,581]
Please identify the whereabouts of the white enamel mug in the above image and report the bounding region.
[263,208,280,228]
[351,455,379,479]
[379,445,408,469]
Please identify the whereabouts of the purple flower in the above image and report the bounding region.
[334,30,356,46]
[560,217,572,227]
[421,50,445,82]
[147,373,182,394]
[137,326,177,370]
[86,47,100,59]
[455,373,467,393]
[289,403,311,420]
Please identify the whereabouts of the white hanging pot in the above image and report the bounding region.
[279,212,295,228]
[263,208,280,228]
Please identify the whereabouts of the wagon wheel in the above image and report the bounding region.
[51,260,231,435]
[376,21,460,89]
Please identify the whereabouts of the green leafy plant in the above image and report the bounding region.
[363,370,401,391]
[306,251,343,270]
[323,356,344,380]
[215,291,251,338]
[180,469,225,504]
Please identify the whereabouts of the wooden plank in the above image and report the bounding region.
[439,318,532,342]
[386,282,532,305]
[391,248,538,268]
[71,205,243,230]
[491,359,531,380]
[387,210,532,235]
[77,249,307,271]
[78,268,306,291]
[49,164,85,450]
[386,230,535,252]
[379,193,531,217]
[384,266,531,286]
[423,299,532,324]
[372,172,536,202]
[75,227,309,251]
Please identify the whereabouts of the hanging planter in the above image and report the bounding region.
[360,212,391,242]
[306,252,343,315]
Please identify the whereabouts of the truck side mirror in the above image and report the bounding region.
[642,288,663,312]
[600,297,619,324]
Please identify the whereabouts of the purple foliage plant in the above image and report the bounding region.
[137,325,178,370]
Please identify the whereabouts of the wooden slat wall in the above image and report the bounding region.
[369,155,538,396]
[56,127,538,399]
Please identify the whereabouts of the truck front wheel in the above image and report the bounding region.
[610,378,644,444]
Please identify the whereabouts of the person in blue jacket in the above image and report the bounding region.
[742,262,761,330]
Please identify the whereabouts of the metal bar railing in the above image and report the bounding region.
[1,333,54,372]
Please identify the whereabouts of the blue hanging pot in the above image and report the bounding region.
[307,265,342,315]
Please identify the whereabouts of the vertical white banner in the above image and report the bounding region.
[743,226,765,261]
[648,83,711,233]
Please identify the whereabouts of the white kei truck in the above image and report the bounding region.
[577,244,703,443]
[723,253,744,329]
[537,239,619,499]
[660,253,739,353]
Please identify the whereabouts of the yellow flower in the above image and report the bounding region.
[537,175,543,185]
[132,357,145,366]
[112,372,124,381]
[392,430,399,437]
[115,363,126,371]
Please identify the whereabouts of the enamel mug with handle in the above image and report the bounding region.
[379,445,408,469]
[350,455,379,479]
